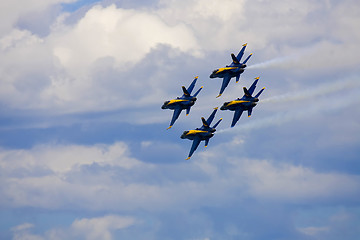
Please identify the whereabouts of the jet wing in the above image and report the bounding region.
[186,137,201,160]
[168,108,182,129]
[231,108,244,127]
[217,75,232,97]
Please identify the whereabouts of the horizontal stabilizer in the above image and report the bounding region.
[182,86,190,96]
[231,53,240,64]
[236,74,240,83]
[205,139,209,147]
[248,107,253,117]
[201,117,209,128]
[243,87,252,98]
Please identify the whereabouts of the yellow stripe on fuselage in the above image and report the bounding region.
[185,130,207,135]
[167,99,187,105]
[215,67,237,74]
[226,100,250,107]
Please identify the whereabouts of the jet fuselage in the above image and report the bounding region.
[210,65,246,79]
[220,98,258,111]
[181,128,215,141]
[161,97,197,110]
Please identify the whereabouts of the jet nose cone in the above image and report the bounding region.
[181,131,189,139]
[254,98,259,102]
[192,97,197,101]
[242,64,247,68]
[162,101,170,109]
[220,105,226,110]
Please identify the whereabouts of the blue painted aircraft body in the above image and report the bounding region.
[181,108,222,160]
[210,43,252,98]
[162,76,203,129]
[220,77,265,127]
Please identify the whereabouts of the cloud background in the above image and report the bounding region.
[1,0,360,239]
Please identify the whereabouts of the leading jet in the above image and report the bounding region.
[210,43,252,98]
[181,108,222,160]
[162,76,203,129]
[220,77,265,127]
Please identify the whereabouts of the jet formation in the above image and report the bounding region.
[162,44,265,160]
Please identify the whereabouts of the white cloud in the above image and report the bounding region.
[1,142,359,211]
[11,223,45,240]
[0,0,75,36]
[241,159,360,202]
[50,4,200,77]
[71,215,135,240]
[0,4,201,113]
[0,142,140,174]
[11,215,136,240]
[1,0,360,116]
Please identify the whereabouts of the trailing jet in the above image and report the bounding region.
[220,77,265,127]
[162,76,203,129]
[181,108,222,160]
[210,43,252,98]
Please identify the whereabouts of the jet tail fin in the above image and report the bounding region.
[206,107,218,125]
[212,118,223,129]
[187,76,198,94]
[255,87,265,98]
[248,77,259,95]
[242,53,252,64]
[236,43,247,62]
[193,86,203,97]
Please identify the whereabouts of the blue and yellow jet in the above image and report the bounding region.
[210,43,252,98]
[181,107,222,160]
[162,76,203,129]
[220,77,265,127]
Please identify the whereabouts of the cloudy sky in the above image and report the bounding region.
[1,0,360,239]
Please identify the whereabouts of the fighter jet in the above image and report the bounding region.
[162,76,203,129]
[181,108,222,160]
[220,77,265,127]
[210,43,252,98]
